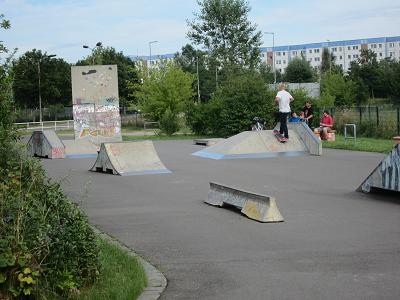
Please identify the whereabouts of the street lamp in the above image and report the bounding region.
[36,54,56,123]
[326,39,332,73]
[264,32,276,84]
[148,40,158,76]
[83,42,102,64]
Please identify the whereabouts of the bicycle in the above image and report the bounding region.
[251,117,265,131]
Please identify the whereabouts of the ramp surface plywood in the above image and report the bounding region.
[193,130,307,159]
[91,141,171,176]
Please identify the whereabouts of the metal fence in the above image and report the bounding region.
[15,120,74,132]
[317,106,400,137]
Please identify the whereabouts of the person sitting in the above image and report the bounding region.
[288,112,301,123]
[315,110,334,140]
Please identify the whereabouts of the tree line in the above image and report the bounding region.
[4,0,400,136]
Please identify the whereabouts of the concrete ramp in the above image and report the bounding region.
[192,130,307,159]
[27,130,65,159]
[357,144,400,193]
[90,141,171,176]
[63,139,99,158]
[206,182,284,223]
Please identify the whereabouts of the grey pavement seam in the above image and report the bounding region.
[92,226,167,300]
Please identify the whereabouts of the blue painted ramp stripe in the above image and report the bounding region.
[192,150,307,160]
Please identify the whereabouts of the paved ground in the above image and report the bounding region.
[42,140,400,300]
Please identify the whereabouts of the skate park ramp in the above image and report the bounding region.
[205,182,284,222]
[63,139,99,158]
[193,122,321,160]
[27,130,65,159]
[357,144,400,193]
[90,141,171,176]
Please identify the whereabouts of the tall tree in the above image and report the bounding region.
[12,49,71,109]
[134,62,194,128]
[284,57,315,83]
[175,44,216,102]
[76,46,139,107]
[320,47,337,74]
[187,0,262,68]
[348,49,380,99]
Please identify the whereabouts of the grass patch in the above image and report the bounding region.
[78,238,147,300]
[322,134,396,153]
[123,134,215,141]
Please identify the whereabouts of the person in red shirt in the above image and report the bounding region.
[316,110,334,140]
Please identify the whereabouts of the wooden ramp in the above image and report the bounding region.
[90,141,171,176]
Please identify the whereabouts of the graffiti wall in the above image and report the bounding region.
[71,65,122,143]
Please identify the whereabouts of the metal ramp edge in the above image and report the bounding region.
[205,182,284,223]
[357,144,400,193]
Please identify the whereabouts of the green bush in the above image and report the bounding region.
[1,92,99,298]
[187,68,276,137]
[0,153,100,298]
[159,108,180,135]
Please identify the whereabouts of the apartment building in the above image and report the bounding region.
[260,36,400,73]
[131,36,400,73]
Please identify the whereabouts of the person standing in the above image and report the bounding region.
[302,101,314,128]
[275,83,294,140]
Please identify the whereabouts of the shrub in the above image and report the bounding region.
[159,108,180,135]
[186,68,276,137]
[1,90,99,298]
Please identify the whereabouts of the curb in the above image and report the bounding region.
[92,227,167,300]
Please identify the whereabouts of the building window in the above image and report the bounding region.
[390,52,394,57]
[339,47,342,51]
[309,49,312,54]
[314,49,320,53]
[378,44,382,48]
[339,55,343,60]
[353,54,358,58]
[283,60,286,64]
[292,51,297,55]
[348,46,351,50]
[279,69,282,72]
[389,43,394,47]
[282,52,286,56]
[277,60,281,64]
[348,55,351,59]
[340,64,343,67]
[276,52,281,56]
[314,57,320,61]
[353,46,358,50]
[379,53,383,57]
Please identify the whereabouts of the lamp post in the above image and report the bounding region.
[36,54,56,123]
[196,55,201,102]
[83,42,102,65]
[148,40,158,76]
[264,32,276,84]
[327,39,332,73]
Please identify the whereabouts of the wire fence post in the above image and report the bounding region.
[359,106,362,124]
[376,106,379,126]
[397,107,400,136]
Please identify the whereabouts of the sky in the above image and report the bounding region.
[1,0,400,63]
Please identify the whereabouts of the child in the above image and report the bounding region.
[288,112,301,123]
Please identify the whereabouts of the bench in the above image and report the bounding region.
[313,129,336,141]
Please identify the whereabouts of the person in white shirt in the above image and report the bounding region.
[275,83,294,140]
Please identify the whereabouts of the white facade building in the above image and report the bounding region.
[130,36,400,73]
[260,36,400,73]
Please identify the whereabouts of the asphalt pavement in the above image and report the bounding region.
[42,140,400,300]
